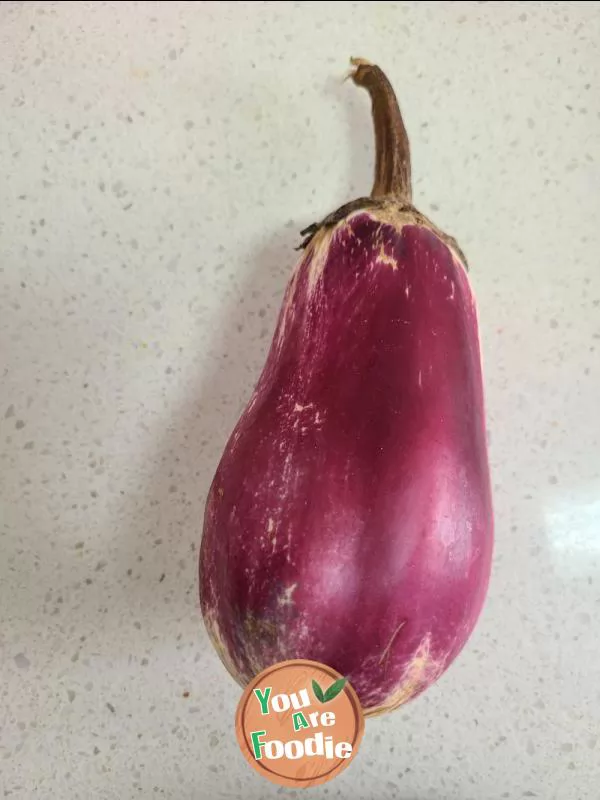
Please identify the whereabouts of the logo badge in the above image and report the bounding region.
[235,659,364,788]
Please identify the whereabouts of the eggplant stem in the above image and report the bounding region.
[351,58,412,204]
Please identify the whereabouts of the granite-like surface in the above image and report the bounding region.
[1,2,599,798]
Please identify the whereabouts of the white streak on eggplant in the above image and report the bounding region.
[278,583,298,607]
[376,244,398,270]
[364,633,446,718]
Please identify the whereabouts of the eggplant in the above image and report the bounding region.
[199,59,493,717]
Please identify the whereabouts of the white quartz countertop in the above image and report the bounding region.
[1,2,599,798]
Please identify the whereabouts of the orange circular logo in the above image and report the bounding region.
[235,659,364,788]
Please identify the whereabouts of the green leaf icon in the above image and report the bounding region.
[312,679,325,703]
[323,677,347,702]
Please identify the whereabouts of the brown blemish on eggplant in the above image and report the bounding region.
[203,612,244,685]
[245,613,278,641]
[240,613,291,679]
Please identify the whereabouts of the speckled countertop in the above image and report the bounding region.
[1,2,599,798]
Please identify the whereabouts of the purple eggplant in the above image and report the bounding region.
[199,59,493,716]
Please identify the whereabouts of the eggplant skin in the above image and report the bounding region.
[199,202,493,717]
